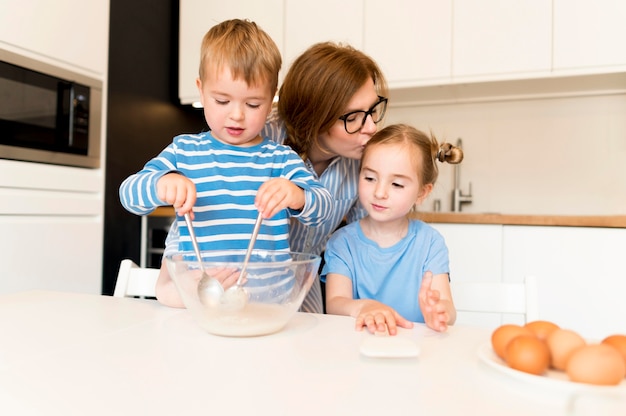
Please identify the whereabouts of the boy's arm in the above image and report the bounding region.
[284,162,332,225]
[119,141,182,215]
[291,184,332,225]
[119,170,174,215]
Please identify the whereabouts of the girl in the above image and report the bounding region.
[323,124,463,334]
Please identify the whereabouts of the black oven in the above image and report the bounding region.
[0,49,102,169]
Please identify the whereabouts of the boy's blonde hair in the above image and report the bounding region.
[198,19,281,95]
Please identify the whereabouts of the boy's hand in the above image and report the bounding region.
[355,301,414,335]
[157,173,197,216]
[419,271,450,332]
[255,178,305,219]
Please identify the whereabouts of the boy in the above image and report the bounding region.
[119,19,331,306]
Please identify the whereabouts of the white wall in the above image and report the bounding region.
[386,93,626,215]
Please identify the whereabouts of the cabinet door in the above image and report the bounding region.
[178,0,284,105]
[283,0,363,69]
[0,217,103,295]
[502,226,626,341]
[431,223,504,327]
[431,223,503,283]
[364,0,451,88]
[0,0,109,76]
[452,0,551,81]
[553,0,626,73]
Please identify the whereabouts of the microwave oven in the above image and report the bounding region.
[0,49,102,169]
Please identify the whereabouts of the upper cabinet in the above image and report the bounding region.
[179,1,626,104]
[0,0,109,78]
[284,0,363,69]
[179,0,284,105]
[364,0,452,88]
[452,0,552,82]
[553,0,626,74]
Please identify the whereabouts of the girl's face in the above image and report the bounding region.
[196,66,273,146]
[317,78,380,160]
[358,142,432,223]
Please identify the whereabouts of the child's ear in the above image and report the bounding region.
[415,184,434,205]
[196,78,204,104]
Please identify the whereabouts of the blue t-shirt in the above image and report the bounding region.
[321,219,450,323]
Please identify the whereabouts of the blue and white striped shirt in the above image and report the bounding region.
[261,111,366,257]
[119,131,332,254]
[161,111,366,312]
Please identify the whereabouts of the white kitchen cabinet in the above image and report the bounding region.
[0,0,109,77]
[363,0,451,88]
[452,0,552,82]
[0,2,108,295]
[0,159,104,295]
[553,0,626,74]
[430,223,503,283]
[430,223,505,327]
[0,217,102,295]
[431,223,626,334]
[283,0,363,69]
[502,226,626,340]
[178,0,284,105]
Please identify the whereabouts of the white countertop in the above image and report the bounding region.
[0,291,622,415]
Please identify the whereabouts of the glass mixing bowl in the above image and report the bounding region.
[165,250,320,337]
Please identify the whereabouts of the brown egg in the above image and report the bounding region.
[546,328,586,370]
[491,324,534,360]
[504,335,550,375]
[566,344,626,386]
[601,334,626,368]
[524,320,560,341]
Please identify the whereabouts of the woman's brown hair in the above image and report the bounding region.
[277,42,388,157]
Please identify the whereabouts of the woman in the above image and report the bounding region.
[157,41,389,313]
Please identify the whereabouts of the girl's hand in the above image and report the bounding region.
[255,178,305,219]
[419,271,450,332]
[157,173,197,216]
[355,301,414,335]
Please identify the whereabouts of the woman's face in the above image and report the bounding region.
[317,78,381,160]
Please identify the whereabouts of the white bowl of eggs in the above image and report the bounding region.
[486,320,626,388]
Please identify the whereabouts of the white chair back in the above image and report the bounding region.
[451,275,539,326]
[114,259,159,298]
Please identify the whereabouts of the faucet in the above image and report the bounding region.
[451,138,472,212]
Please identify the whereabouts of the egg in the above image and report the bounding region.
[504,335,550,375]
[491,324,534,360]
[566,344,626,386]
[601,334,626,368]
[546,328,586,370]
[524,320,560,341]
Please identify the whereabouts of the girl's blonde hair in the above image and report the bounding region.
[198,19,281,95]
[362,124,463,187]
[278,42,388,157]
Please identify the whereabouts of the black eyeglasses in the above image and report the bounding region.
[338,96,388,134]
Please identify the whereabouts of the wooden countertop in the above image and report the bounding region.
[152,206,625,228]
[411,212,626,228]
[148,206,176,217]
